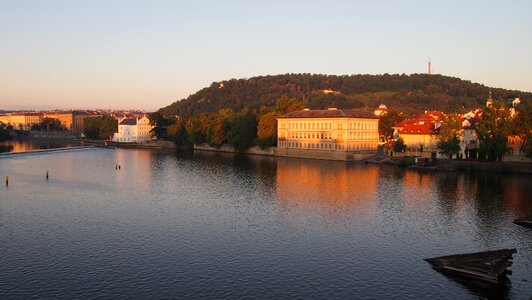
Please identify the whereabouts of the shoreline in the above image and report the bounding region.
[5,136,532,174]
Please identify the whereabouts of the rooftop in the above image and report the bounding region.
[279,109,377,119]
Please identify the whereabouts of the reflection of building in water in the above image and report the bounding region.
[275,159,378,212]
[115,149,154,190]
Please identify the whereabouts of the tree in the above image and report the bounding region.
[227,111,258,151]
[393,137,407,152]
[207,109,234,147]
[41,117,65,131]
[437,136,461,159]
[513,102,532,158]
[257,112,278,148]
[0,122,12,142]
[475,101,512,161]
[379,110,405,140]
[275,96,304,115]
[168,120,189,147]
[148,112,176,140]
[437,114,462,159]
[186,115,206,145]
[83,116,118,140]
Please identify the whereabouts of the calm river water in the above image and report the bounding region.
[0,147,531,299]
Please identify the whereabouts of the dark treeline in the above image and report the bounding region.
[159,73,531,116]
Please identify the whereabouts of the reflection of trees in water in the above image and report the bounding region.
[434,172,460,220]
[471,173,512,246]
[179,150,278,201]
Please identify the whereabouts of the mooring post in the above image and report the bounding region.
[5,176,8,186]
[46,170,49,180]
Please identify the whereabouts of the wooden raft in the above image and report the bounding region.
[514,216,532,228]
[425,249,516,284]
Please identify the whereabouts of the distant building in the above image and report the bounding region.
[0,113,42,130]
[277,108,379,152]
[43,111,93,135]
[374,104,388,116]
[459,111,481,159]
[392,111,444,153]
[113,116,153,143]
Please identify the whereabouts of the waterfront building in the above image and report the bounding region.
[459,111,481,159]
[113,116,153,143]
[277,108,379,152]
[0,113,43,130]
[392,111,443,155]
[43,111,93,135]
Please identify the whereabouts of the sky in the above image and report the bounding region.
[1,0,531,111]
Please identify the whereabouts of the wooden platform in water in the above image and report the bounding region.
[514,216,532,228]
[425,249,516,284]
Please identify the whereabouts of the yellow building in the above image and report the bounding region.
[43,111,92,135]
[277,108,379,152]
[0,113,42,130]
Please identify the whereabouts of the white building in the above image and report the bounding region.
[113,116,153,143]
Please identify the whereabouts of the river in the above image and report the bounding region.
[0,146,531,299]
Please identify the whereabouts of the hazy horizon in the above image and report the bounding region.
[1,0,531,111]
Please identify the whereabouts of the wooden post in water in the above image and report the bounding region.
[5,176,8,186]
[46,170,49,180]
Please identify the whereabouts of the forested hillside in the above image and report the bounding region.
[159,73,530,116]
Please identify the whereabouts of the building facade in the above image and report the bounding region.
[392,111,443,154]
[0,113,43,130]
[277,108,379,152]
[113,116,153,143]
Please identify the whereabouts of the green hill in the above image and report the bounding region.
[159,73,530,116]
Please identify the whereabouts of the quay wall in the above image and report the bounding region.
[193,143,375,162]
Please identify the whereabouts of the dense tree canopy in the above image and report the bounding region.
[514,102,532,157]
[257,112,278,149]
[227,111,258,151]
[40,117,65,131]
[378,110,406,140]
[159,73,530,116]
[84,116,118,140]
[436,114,462,159]
[476,101,512,161]
[0,122,12,142]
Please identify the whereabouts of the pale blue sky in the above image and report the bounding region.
[1,0,530,111]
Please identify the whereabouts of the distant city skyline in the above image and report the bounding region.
[1,0,531,111]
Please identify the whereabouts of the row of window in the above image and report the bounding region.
[286,131,378,140]
[286,122,377,130]
[280,141,377,150]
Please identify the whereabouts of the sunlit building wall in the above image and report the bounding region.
[277,108,379,152]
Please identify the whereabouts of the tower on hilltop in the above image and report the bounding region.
[428,59,432,75]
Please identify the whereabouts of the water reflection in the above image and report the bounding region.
[0,139,77,153]
[275,159,378,214]
[1,148,531,299]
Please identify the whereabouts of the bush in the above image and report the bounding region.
[396,157,415,167]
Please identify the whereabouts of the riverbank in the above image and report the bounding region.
[369,155,532,174]
[7,136,532,174]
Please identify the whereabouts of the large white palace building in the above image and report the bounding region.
[277,108,379,152]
